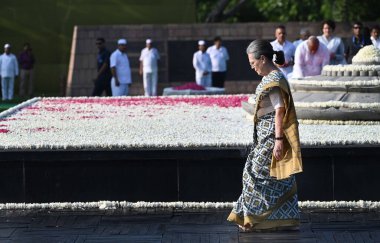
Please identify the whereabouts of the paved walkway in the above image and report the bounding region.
[0,208,379,242]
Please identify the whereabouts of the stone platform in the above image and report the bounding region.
[0,208,379,242]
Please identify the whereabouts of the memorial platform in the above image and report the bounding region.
[0,96,379,202]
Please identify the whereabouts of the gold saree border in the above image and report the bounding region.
[227,184,297,228]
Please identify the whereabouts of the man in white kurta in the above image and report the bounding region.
[270,26,296,78]
[0,44,19,100]
[139,39,160,96]
[193,40,212,87]
[110,39,132,96]
[293,36,330,78]
[206,37,229,87]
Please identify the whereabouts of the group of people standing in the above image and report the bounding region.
[92,38,160,97]
[192,36,229,88]
[270,21,379,79]
[0,43,35,101]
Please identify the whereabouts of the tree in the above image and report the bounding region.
[196,0,380,23]
[204,0,247,23]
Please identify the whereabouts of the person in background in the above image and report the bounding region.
[293,28,311,48]
[18,43,35,98]
[317,20,346,65]
[0,44,18,101]
[193,40,212,87]
[293,36,330,78]
[207,36,229,88]
[344,22,372,64]
[110,39,132,96]
[370,25,380,49]
[139,39,160,96]
[270,25,296,78]
[92,38,112,96]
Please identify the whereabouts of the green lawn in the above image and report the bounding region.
[0,98,28,112]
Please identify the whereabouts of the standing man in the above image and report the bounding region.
[0,44,18,101]
[371,25,380,49]
[293,36,330,78]
[345,22,372,64]
[92,38,112,96]
[110,39,132,96]
[270,25,296,78]
[139,39,160,96]
[206,36,229,88]
[193,40,212,87]
[293,28,311,48]
[18,43,35,98]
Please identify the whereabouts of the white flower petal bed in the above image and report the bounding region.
[0,96,380,150]
[0,201,379,210]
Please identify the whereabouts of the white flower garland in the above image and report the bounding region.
[298,119,380,125]
[322,64,380,72]
[295,101,380,110]
[289,79,380,87]
[0,200,379,210]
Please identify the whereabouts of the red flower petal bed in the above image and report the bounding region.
[41,96,248,108]
[173,82,206,91]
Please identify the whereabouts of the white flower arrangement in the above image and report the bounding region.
[0,96,379,150]
[352,45,380,63]
[0,200,379,210]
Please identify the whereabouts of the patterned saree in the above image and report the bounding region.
[227,70,300,230]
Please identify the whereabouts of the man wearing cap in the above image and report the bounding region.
[193,40,212,87]
[0,44,19,101]
[206,36,229,88]
[110,39,132,96]
[139,39,160,96]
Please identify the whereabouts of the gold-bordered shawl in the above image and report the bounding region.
[253,76,303,180]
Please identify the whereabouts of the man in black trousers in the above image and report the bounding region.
[92,38,112,96]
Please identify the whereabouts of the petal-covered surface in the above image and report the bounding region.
[0,96,379,150]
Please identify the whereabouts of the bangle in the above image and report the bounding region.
[275,137,284,140]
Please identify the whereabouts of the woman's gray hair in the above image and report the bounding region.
[246,40,285,65]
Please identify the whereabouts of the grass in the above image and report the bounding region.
[0,98,28,112]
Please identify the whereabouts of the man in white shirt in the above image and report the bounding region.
[270,25,296,78]
[293,36,330,78]
[193,40,212,87]
[139,39,160,96]
[206,36,229,87]
[110,39,132,96]
[371,25,380,49]
[0,44,19,101]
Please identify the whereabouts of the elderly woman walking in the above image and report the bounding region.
[227,40,303,232]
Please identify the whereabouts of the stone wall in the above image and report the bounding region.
[66,22,362,96]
